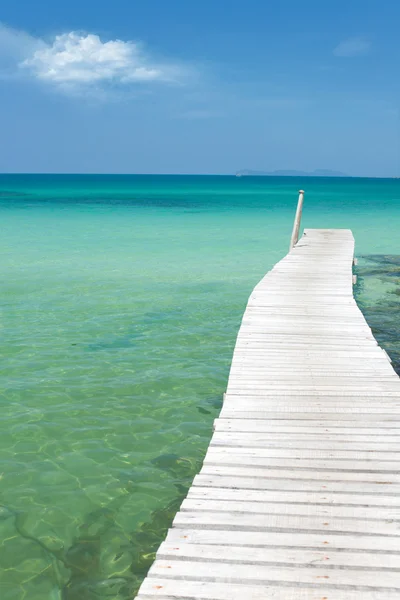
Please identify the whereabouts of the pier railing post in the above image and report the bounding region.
[289,190,305,251]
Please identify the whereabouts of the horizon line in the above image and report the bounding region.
[1,172,399,179]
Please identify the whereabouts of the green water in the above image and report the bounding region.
[1,175,400,599]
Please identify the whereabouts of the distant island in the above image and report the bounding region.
[235,169,349,177]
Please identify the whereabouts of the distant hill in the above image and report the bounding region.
[236,169,349,177]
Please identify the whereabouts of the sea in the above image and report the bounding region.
[1,174,400,600]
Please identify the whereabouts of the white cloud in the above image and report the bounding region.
[0,23,188,93]
[333,37,370,57]
[22,32,176,85]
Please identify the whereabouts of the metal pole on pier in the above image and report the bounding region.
[289,190,305,251]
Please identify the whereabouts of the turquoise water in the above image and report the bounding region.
[1,175,400,599]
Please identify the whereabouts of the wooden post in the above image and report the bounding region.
[289,190,305,251]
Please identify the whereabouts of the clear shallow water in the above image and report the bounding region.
[0,175,400,599]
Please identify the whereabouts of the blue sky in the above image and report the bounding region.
[0,0,399,176]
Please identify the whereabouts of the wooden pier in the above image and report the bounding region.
[136,224,400,599]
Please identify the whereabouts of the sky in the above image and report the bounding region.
[0,0,399,177]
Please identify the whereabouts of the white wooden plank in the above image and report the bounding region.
[203,453,400,473]
[206,445,400,461]
[230,368,400,382]
[223,392,400,400]
[173,510,400,536]
[148,559,400,589]
[229,366,396,375]
[188,486,400,506]
[180,498,400,521]
[226,385,400,394]
[157,541,400,570]
[214,418,400,426]
[166,527,400,553]
[215,418,400,430]
[221,405,400,414]
[138,579,400,600]
[211,432,400,450]
[195,465,400,489]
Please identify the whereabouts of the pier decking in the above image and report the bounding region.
[136,229,400,599]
